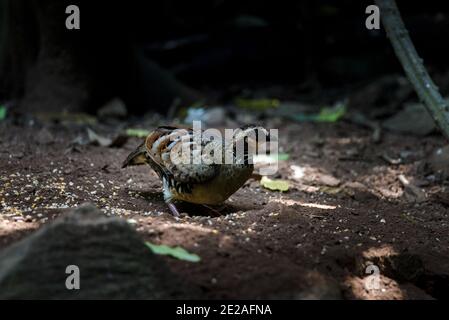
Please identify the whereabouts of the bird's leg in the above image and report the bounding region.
[201,204,222,217]
[167,202,180,217]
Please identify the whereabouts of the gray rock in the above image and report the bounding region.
[202,107,226,126]
[184,106,226,126]
[383,103,435,136]
[0,203,199,299]
[35,128,54,145]
[428,145,449,177]
[97,98,127,119]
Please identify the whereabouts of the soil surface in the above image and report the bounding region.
[1,118,448,299]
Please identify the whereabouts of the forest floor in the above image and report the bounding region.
[0,115,448,299]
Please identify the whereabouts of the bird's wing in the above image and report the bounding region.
[145,126,219,184]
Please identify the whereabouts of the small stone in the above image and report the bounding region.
[317,174,341,187]
[383,102,435,136]
[97,98,128,119]
[35,128,54,145]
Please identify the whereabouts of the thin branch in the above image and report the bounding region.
[375,0,449,139]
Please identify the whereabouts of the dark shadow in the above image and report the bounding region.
[130,189,249,217]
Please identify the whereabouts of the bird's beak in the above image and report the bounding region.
[122,143,147,168]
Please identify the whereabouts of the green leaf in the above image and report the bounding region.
[126,128,150,138]
[260,176,289,192]
[235,98,280,110]
[315,103,346,122]
[145,242,201,262]
[319,186,342,195]
[0,105,6,120]
[292,102,346,123]
[277,153,290,161]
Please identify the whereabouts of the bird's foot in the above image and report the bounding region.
[167,202,180,217]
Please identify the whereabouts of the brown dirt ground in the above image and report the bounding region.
[0,119,448,299]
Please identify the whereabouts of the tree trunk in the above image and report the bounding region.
[0,0,200,114]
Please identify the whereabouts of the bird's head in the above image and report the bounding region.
[122,142,148,168]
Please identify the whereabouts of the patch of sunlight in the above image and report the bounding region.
[253,154,277,164]
[290,165,305,180]
[344,274,404,300]
[299,202,337,210]
[362,245,399,259]
[345,245,405,299]
[269,198,336,210]
[0,219,39,235]
[159,222,218,235]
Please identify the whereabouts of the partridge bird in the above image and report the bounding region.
[122,125,268,216]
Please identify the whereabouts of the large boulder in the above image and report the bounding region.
[0,203,199,299]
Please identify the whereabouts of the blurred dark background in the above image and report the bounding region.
[1,0,449,115]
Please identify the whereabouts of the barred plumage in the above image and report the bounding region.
[122,125,268,216]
